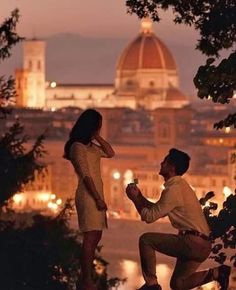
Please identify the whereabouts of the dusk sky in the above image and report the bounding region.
[1,0,198,43]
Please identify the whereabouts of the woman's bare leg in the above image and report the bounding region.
[80,230,102,289]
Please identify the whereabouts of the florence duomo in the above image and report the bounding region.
[3,18,235,218]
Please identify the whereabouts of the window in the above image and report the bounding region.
[126,80,135,89]
[37,60,41,70]
[159,117,170,139]
[222,180,227,187]
[29,60,32,70]
[211,179,216,187]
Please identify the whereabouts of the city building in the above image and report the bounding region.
[10,19,236,217]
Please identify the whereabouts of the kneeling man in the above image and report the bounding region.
[126,148,231,290]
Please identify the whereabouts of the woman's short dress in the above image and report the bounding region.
[70,142,108,232]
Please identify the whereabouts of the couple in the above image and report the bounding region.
[64,109,231,290]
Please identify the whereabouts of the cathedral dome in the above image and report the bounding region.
[115,19,179,98]
[117,23,177,72]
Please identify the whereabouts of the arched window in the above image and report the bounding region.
[149,81,155,87]
[158,117,170,139]
[126,80,133,86]
[37,60,41,70]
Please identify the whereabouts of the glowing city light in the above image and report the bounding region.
[48,202,57,209]
[52,203,58,210]
[122,260,138,276]
[124,169,133,185]
[113,171,121,180]
[37,192,50,201]
[56,198,62,205]
[156,264,171,280]
[223,186,232,198]
[13,194,23,203]
[50,81,57,88]
[50,194,56,200]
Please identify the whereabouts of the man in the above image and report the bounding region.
[126,148,231,290]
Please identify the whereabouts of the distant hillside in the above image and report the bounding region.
[0,33,207,101]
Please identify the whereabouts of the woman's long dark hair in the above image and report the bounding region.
[64,109,102,160]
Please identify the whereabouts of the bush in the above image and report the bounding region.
[200,191,236,266]
[0,200,125,290]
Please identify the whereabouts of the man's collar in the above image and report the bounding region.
[164,176,182,188]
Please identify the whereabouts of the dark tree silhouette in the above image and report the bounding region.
[0,9,46,207]
[200,191,236,267]
[126,0,236,128]
[0,200,125,290]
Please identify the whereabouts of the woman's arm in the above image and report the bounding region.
[70,142,107,211]
[94,134,115,158]
[83,176,107,211]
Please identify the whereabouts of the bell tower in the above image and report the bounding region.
[16,39,46,108]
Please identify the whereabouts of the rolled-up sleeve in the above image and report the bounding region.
[140,187,180,223]
[70,142,91,178]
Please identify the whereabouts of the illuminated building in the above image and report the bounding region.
[15,19,188,110]
[10,19,236,217]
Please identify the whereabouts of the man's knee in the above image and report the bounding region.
[139,232,153,246]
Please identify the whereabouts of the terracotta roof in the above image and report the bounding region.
[117,32,177,71]
[165,88,187,101]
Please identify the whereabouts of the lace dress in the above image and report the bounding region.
[70,142,108,232]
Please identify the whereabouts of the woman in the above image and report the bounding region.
[64,109,115,290]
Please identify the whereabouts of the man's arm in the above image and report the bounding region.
[126,184,154,215]
[126,183,181,223]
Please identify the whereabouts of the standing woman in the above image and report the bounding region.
[64,109,115,290]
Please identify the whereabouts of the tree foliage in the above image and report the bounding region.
[0,200,125,290]
[0,9,23,60]
[126,0,236,127]
[0,9,24,117]
[0,122,46,207]
[0,9,46,207]
[200,191,236,266]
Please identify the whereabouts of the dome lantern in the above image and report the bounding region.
[140,18,153,34]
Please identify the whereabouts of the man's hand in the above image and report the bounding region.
[95,198,107,211]
[126,183,140,200]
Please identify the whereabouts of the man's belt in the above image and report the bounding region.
[179,230,210,241]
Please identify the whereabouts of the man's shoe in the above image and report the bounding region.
[217,265,231,290]
[137,284,162,290]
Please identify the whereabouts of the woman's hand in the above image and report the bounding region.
[95,198,107,211]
